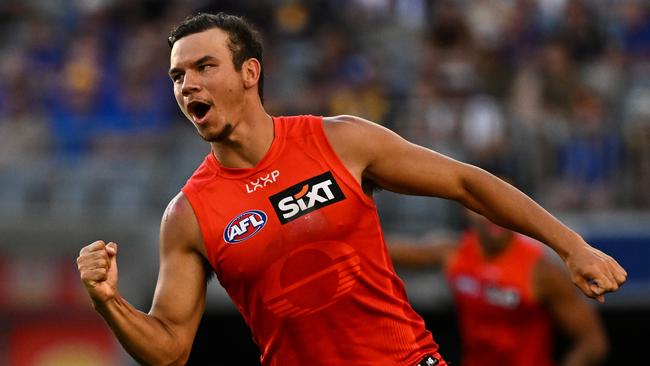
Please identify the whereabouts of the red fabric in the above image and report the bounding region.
[182,115,440,366]
[446,231,554,366]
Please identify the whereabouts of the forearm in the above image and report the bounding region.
[387,236,454,268]
[389,244,436,268]
[458,167,583,260]
[94,294,189,366]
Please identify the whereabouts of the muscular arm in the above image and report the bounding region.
[323,115,626,300]
[79,193,208,365]
[534,257,608,366]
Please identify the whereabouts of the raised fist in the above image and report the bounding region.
[77,240,119,306]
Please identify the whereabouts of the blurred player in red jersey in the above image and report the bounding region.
[390,209,609,366]
[76,12,624,366]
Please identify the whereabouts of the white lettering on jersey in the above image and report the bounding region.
[246,170,280,193]
[278,180,335,219]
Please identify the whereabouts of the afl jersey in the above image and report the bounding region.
[445,231,554,366]
[182,115,440,366]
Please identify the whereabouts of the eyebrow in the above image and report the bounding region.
[168,55,218,77]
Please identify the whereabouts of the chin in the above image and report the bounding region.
[198,123,234,143]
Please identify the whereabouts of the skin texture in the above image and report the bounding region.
[76,27,626,365]
[389,215,609,366]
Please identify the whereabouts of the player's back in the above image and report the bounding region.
[446,231,554,366]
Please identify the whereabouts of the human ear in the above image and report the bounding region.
[242,58,261,90]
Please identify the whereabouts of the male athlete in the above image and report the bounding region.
[76,13,626,366]
[389,209,609,366]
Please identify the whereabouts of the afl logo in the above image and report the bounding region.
[224,210,267,244]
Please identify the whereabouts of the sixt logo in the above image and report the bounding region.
[245,170,280,193]
[223,210,267,244]
[269,171,345,224]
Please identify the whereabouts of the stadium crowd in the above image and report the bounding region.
[0,2,648,364]
[0,0,649,220]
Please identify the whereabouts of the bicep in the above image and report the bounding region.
[367,137,470,200]
[353,118,534,221]
[324,115,481,201]
[149,193,208,347]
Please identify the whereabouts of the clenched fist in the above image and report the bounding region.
[77,240,119,306]
[566,244,627,303]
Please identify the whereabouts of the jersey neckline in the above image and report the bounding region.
[206,116,284,179]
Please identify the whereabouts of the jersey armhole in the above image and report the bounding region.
[307,116,376,209]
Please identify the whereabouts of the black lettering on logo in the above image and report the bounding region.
[269,171,345,224]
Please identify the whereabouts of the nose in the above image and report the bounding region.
[181,71,200,96]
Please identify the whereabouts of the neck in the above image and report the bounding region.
[478,232,514,259]
[210,102,274,169]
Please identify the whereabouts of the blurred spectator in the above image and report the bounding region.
[555,0,606,63]
[0,51,50,168]
[427,1,477,99]
[613,0,650,58]
[540,41,578,115]
[623,83,650,207]
[0,0,648,213]
[553,87,622,209]
[465,0,515,51]
[460,95,509,174]
[48,31,108,159]
[400,81,460,157]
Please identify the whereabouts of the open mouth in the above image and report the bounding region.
[187,100,212,121]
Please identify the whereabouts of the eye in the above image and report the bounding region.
[198,64,213,72]
[171,73,184,84]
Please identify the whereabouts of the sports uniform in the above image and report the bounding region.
[446,231,553,366]
[182,115,445,365]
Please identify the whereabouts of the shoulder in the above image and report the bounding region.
[161,192,205,255]
[533,254,567,282]
[320,115,400,180]
[322,115,402,157]
[163,192,195,223]
[322,115,392,138]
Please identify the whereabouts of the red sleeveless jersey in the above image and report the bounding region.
[182,116,442,366]
[445,231,554,366]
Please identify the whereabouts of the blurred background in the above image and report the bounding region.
[0,0,648,364]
